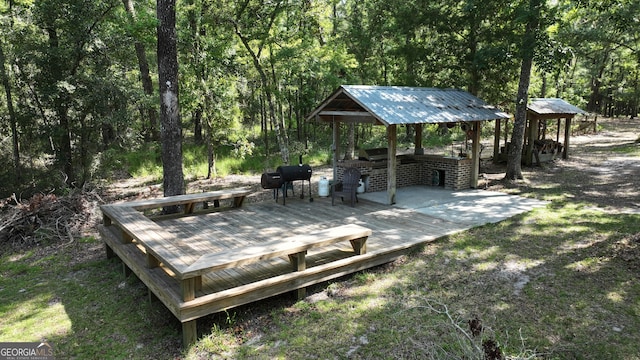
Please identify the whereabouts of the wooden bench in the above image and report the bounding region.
[179,224,371,298]
[101,205,193,276]
[122,188,251,214]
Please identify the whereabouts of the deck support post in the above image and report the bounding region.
[122,263,132,277]
[288,252,307,272]
[493,118,501,164]
[182,320,197,347]
[121,230,133,244]
[105,244,115,259]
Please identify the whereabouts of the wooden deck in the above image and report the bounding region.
[99,190,468,345]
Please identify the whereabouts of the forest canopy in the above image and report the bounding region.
[0,0,638,197]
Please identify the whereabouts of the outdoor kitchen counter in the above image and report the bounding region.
[336,154,473,191]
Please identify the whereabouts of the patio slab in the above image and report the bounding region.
[358,186,548,226]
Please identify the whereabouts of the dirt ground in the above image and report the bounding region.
[483,117,640,213]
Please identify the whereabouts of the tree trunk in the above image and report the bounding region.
[586,50,611,114]
[123,0,159,142]
[157,0,184,205]
[505,0,542,181]
[0,43,20,181]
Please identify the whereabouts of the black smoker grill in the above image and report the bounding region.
[261,156,313,205]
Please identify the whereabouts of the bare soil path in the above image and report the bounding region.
[483,117,640,213]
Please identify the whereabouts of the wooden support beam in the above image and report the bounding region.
[319,110,372,117]
[146,252,160,268]
[288,252,307,272]
[288,252,307,299]
[563,117,571,159]
[123,263,132,277]
[525,117,539,166]
[493,119,501,163]
[414,123,424,155]
[471,121,481,188]
[332,119,340,183]
[121,229,133,244]
[105,243,115,259]
[184,202,195,214]
[387,125,397,205]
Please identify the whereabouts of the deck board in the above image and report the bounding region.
[154,196,465,296]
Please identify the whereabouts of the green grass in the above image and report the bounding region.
[2,205,638,359]
[0,238,182,358]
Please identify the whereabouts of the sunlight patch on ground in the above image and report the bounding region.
[0,294,72,341]
[565,257,608,273]
[606,291,625,303]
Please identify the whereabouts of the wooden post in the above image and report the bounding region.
[349,237,368,255]
[289,252,307,299]
[105,244,115,259]
[563,117,571,159]
[493,119,501,164]
[182,278,196,302]
[122,263,132,277]
[182,321,197,347]
[387,125,397,205]
[471,121,481,188]
[414,123,424,155]
[525,116,538,166]
[146,253,160,268]
[332,118,340,183]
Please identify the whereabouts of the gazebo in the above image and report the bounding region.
[493,98,586,166]
[307,85,510,205]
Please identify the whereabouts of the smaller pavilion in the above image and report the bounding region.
[493,98,586,166]
[307,85,510,205]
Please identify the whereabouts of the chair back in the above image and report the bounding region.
[342,167,361,192]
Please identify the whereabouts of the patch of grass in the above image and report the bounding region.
[0,245,182,359]
[610,142,640,156]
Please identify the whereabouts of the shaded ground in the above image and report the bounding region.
[482,117,640,213]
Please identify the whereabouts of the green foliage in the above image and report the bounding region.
[1,0,639,195]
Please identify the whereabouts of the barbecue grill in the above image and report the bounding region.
[260,156,313,205]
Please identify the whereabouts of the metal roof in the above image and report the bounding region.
[307,85,510,126]
[528,98,585,116]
